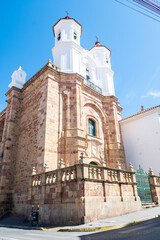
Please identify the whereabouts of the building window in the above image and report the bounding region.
[89,119,96,136]
[106,57,109,64]
[57,32,61,41]
[74,31,77,40]
[89,161,98,165]
[86,68,90,81]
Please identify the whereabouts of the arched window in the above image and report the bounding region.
[86,68,90,81]
[106,56,109,64]
[57,32,61,41]
[89,119,96,136]
[89,161,98,165]
[74,31,77,40]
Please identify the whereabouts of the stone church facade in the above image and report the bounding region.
[0,16,147,223]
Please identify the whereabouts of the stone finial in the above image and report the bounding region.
[47,59,52,67]
[59,158,65,169]
[79,152,85,164]
[9,66,27,89]
[43,163,48,172]
[116,161,121,170]
[128,162,134,172]
[149,168,154,176]
[32,167,36,175]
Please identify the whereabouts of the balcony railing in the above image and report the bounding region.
[84,79,102,94]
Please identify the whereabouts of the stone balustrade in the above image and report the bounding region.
[29,163,141,225]
[47,59,60,71]
[32,174,42,186]
[148,169,160,204]
[31,164,136,187]
[46,171,57,184]
[156,177,160,186]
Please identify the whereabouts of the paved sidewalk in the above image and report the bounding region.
[0,207,160,232]
[58,206,160,232]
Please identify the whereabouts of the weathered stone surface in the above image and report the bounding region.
[0,63,126,220]
[28,164,141,224]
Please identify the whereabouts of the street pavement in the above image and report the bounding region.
[0,217,160,240]
[0,207,160,239]
[80,217,160,240]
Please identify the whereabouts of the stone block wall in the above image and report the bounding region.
[0,61,126,218]
[28,163,141,225]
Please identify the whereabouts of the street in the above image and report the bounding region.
[0,217,160,240]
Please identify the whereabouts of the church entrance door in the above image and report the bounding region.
[136,165,153,202]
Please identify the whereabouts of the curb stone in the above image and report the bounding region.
[0,224,43,230]
[57,215,159,232]
[0,215,158,232]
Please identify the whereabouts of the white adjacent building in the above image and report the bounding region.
[120,106,160,174]
[52,16,115,96]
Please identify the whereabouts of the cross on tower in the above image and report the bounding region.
[96,36,98,42]
[66,11,69,16]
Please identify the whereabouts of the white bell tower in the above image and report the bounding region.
[52,16,115,97]
[90,41,115,96]
[52,16,83,74]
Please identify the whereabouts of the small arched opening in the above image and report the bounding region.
[89,161,98,166]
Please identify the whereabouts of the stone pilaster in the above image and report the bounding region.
[0,87,22,216]
[149,169,160,204]
[102,96,126,169]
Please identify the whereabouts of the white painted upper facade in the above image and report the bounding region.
[52,17,115,96]
[120,106,160,174]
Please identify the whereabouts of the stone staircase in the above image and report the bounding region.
[142,202,158,209]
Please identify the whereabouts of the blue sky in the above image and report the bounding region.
[0,0,159,118]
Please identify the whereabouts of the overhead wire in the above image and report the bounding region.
[126,0,160,18]
[114,0,160,22]
[133,0,160,14]
[134,0,160,11]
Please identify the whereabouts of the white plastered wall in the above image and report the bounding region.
[120,108,160,174]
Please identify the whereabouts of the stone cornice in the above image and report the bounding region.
[5,87,22,97]
[4,60,123,111]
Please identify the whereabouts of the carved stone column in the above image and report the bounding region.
[149,168,160,204]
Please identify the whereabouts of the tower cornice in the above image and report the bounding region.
[52,17,82,36]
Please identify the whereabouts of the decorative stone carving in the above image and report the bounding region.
[62,89,70,98]
[99,146,104,160]
[85,135,104,163]
[92,144,97,158]
[79,152,85,164]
